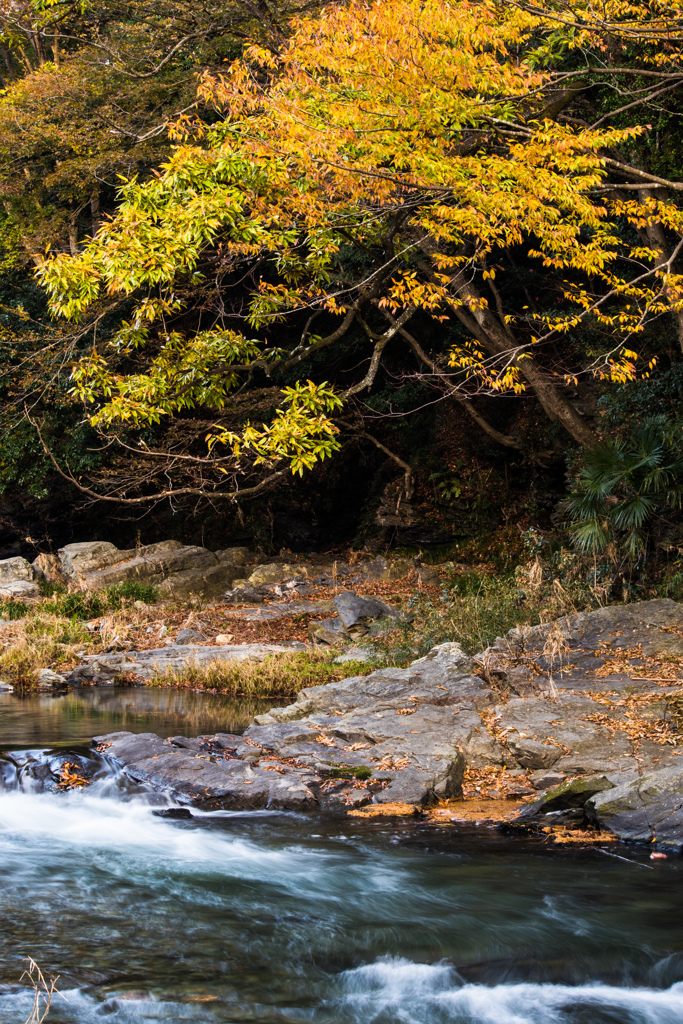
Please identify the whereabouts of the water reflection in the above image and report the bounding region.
[0,686,272,748]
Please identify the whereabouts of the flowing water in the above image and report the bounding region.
[1,687,683,1024]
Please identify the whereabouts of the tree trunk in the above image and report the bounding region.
[637,187,683,354]
[416,239,597,447]
[452,278,597,447]
[68,214,78,256]
[90,191,101,238]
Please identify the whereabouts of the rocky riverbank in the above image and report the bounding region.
[93,599,683,851]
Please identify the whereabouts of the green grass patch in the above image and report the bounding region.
[0,613,93,686]
[371,565,602,662]
[105,581,159,607]
[0,599,30,620]
[42,580,159,620]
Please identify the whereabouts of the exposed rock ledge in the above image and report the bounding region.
[95,599,683,848]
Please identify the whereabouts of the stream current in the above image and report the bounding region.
[1,687,683,1024]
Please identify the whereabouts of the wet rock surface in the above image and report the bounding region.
[586,765,683,851]
[0,746,116,793]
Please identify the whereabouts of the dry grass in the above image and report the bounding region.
[0,613,93,685]
[148,650,375,697]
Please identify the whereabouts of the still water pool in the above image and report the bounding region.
[0,687,682,1024]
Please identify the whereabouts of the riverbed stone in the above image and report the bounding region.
[587,763,683,850]
[226,599,335,622]
[333,591,403,629]
[478,598,683,694]
[58,541,130,581]
[215,547,252,565]
[518,774,616,820]
[56,539,239,600]
[174,628,207,644]
[36,668,68,689]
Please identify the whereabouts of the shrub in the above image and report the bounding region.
[370,561,603,662]
[565,419,683,562]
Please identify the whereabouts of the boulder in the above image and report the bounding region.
[0,556,34,583]
[36,668,68,690]
[248,563,299,586]
[94,731,318,811]
[309,617,347,644]
[0,579,41,600]
[516,775,615,826]
[174,628,207,644]
[587,762,683,850]
[334,591,403,630]
[156,561,238,601]
[417,566,441,586]
[0,556,40,600]
[506,736,563,770]
[215,547,252,565]
[83,543,213,588]
[224,582,264,604]
[478,598,683,695]
[31,552,63,585]
[226,599,334,623]
[309,592,404,644]
[530,769,566,791]
[57,539,238,600]
[58,541,134,582]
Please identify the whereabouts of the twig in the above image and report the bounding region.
[595,847,654,869]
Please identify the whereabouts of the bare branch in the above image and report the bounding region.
[28,413,286,505]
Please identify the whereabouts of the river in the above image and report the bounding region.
[1,686,682,1024]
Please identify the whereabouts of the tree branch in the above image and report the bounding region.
[380,312,523,449]
[28,413,286,505]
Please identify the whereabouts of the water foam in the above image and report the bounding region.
[0,787,332,885]
[339,957,683,1024]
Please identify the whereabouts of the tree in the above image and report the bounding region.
[0,0,339,519]
[35,0,683,506]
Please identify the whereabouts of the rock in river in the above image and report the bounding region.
[93,642,493,811]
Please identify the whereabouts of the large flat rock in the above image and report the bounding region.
[479,599,683,694]
[93,642,484,809]
[91,601,683,820]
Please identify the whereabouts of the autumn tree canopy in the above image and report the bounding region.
[13,0,683,510]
